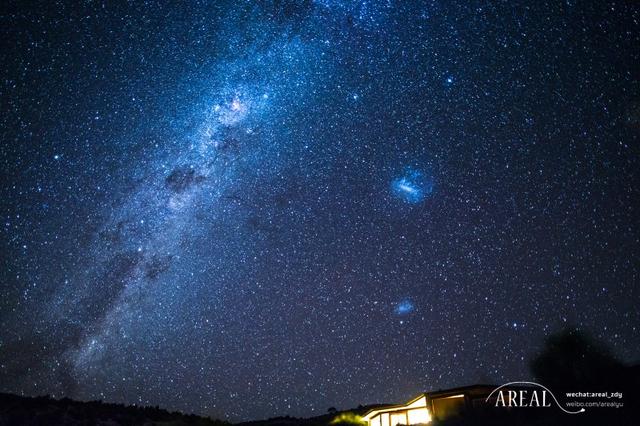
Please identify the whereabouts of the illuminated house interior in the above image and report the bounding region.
[361,385,495,426]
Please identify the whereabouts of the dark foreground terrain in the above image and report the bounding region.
[0,393,382,426]
[1,390,639,426]
[0,392,228,426]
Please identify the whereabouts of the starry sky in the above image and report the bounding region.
[1,0,639,422]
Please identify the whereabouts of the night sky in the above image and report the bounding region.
[1,0,639,422]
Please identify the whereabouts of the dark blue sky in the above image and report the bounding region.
[1,0,638,422]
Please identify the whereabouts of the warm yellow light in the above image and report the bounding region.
[390,412,405,426]
[408,407,431,424]
[330,412,366,425]
[362,395,431,425]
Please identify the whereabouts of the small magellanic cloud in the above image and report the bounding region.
[394,298,415,315]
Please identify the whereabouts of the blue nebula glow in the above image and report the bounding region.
[391,169,433,203]
[394,299,415,315]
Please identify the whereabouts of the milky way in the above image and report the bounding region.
[1,0,639,422]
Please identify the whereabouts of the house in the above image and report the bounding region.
[361,384,496,426]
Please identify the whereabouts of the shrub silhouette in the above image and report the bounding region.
[330,412,366,425]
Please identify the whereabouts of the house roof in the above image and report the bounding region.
[361,384,498,418]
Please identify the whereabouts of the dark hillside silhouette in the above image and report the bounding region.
[0,392,228,426]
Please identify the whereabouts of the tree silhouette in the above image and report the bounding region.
[530,329,625,390]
